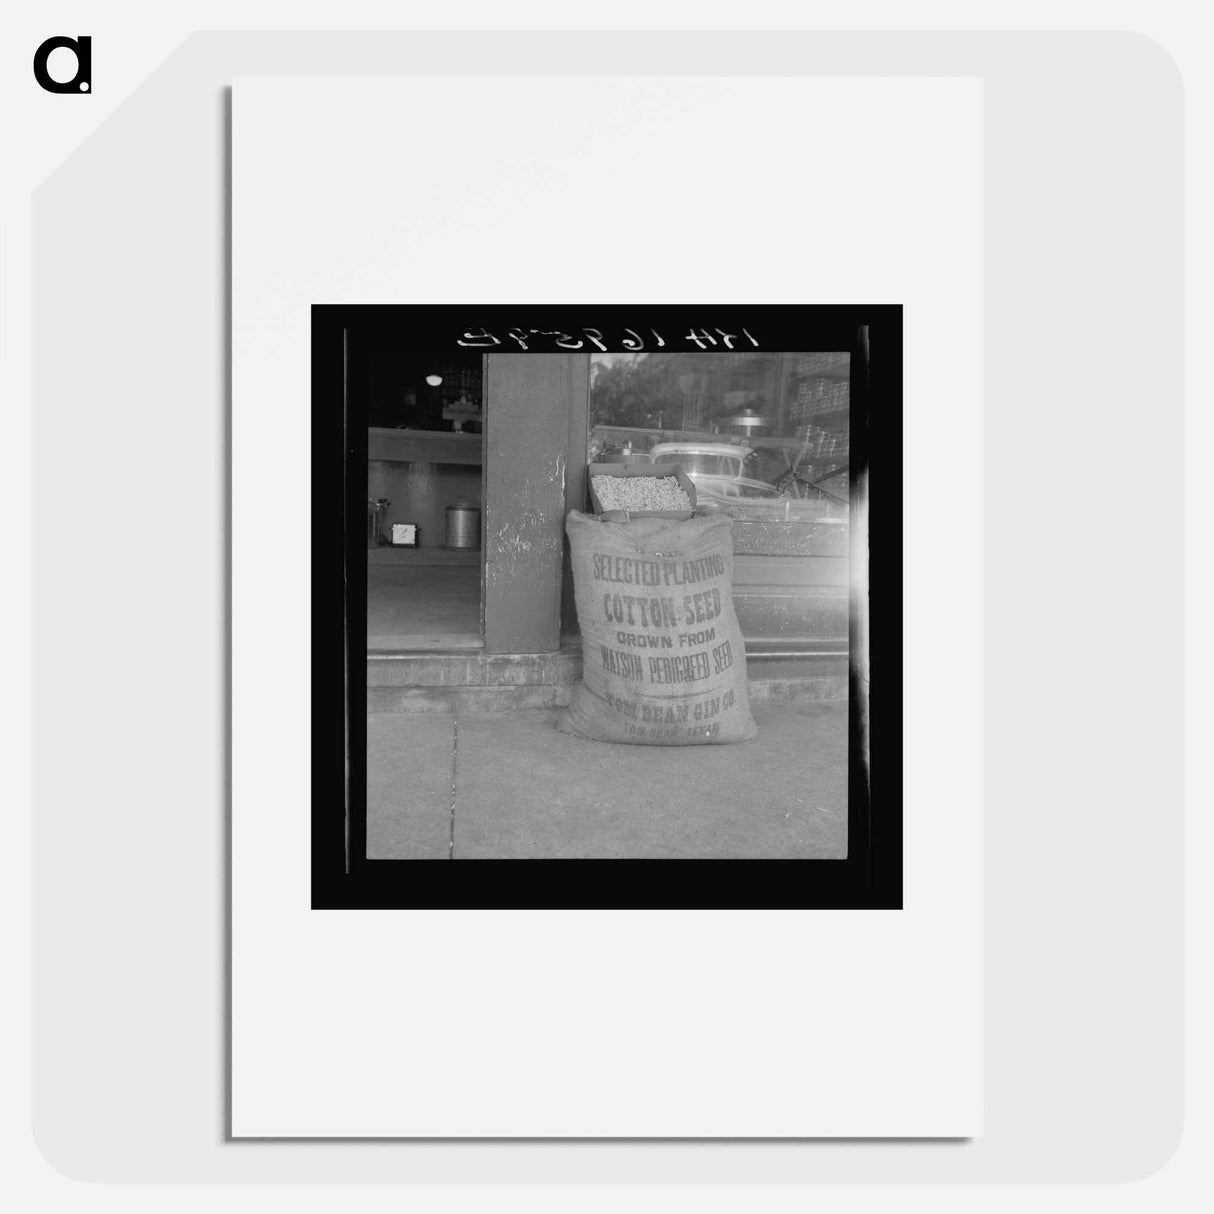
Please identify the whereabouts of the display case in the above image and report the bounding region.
[585,351,853,644]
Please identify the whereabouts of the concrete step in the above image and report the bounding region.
[366,642,848,713]
[367,646,582,687]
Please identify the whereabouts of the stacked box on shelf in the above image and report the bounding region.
[792,375,849,420]
[795,351,850,377]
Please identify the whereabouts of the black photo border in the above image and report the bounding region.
[312,305,902,910]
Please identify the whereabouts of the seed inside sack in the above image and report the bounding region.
[592,475,691,513]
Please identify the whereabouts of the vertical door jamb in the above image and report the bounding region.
[482,353,581,654]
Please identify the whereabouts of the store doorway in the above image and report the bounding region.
[361,338,485,651]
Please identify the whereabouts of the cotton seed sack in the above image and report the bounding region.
[559,509,757,745]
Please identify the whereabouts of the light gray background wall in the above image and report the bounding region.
[31,30,1181,1182]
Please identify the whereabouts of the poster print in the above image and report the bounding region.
[235,74,978,1139]
[313,304,901,909]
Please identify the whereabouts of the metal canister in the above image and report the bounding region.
[444,498,481,549]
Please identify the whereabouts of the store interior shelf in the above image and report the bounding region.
[794,406,850,428]
[368,427,483,466]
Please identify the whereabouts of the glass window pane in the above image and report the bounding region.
[587,351,850,524]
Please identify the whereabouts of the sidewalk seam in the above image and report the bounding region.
[448,716,459,860]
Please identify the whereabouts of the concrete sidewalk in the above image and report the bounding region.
[367,701,848,860]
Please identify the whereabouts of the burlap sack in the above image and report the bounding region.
[559,510,757,745]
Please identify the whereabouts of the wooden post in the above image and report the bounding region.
[482,354,580,654]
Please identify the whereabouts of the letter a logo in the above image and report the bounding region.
[33,36,92,93]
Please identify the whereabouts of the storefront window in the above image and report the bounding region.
[587,352,850,522]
